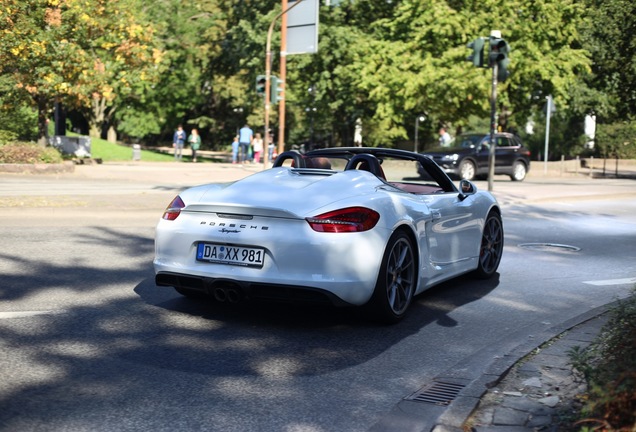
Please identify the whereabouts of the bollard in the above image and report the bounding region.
[132,144,141,161]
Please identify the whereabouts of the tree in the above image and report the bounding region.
[286,0,592,149]
[581,0,636,121]
[0,0,161,144]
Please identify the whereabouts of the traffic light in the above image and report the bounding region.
[255,75,266,95]
[270,76,284,104]
[488,37,510,82]
[467,37,486,68]
[497,56,510,83]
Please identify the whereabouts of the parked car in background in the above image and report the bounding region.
[419,132,531,181]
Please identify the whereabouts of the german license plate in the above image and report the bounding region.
[196,243,264,267]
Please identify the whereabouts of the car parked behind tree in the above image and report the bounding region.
[419,133,531,181]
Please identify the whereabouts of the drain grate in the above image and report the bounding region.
[406,381,466,406]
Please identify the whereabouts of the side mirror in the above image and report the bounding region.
[459,179,476,200]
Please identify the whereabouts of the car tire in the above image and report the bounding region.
[472,211,504,279]
[459,160,476,181]
[367,230,416,324]
[510,161,527,181]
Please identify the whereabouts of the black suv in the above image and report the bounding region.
[419,133,531,181]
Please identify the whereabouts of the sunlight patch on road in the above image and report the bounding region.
[0,310,67,319]
[583,277,636,286]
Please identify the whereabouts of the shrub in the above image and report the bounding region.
[0,142,63,164]
[0,130,18,145]
[570,288,636,431]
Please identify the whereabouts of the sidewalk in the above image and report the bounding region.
[421,305,617,432]
[460,313,609,432]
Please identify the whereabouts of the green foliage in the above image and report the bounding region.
[580,0,636,121]
[0,142,63,163]
[116,108,163,139]
[595,121,636,159]
[520,111,590,160]
[0,98,39,142]
[568,289,636,431]
[0,0,162,141]
[0,130,18,145]
[1,0,633,157]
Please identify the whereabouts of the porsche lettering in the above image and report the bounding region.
[199,221,269,230]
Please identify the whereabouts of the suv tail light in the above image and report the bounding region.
[306,207,380,233]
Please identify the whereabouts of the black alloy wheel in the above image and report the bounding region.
[368,230,417,323]
[473,211,504,279]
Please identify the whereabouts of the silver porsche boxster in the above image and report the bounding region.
[154,147,503,323]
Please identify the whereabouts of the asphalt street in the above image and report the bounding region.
[0,161,635,431]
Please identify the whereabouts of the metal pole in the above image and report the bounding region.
[488,63,498,192]
[414,117,419,153]
[277,0,288,158]
[263,0,304,169]
[543,95,551,175]
[414,115,425,153]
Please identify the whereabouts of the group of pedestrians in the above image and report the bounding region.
[172,124,201,162]
[231,124,274,164]
[172,123,273,164]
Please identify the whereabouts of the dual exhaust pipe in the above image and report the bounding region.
[212,286,242,303]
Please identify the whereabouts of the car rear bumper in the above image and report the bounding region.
[156,271,358,307]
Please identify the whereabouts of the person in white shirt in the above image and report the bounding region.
[438,127,452,147]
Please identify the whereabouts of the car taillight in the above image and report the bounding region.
[162,196,186,220]
[306,207,380,233]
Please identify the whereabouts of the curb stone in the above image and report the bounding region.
[443,306,613,432]
[0,162,75,174]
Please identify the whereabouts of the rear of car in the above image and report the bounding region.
[154,169,394,306]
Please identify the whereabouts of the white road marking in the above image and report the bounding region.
[583,277,636,286]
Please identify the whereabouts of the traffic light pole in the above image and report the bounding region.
[278,0,288,159]
[488,63,498,192]
[263,0,304,169]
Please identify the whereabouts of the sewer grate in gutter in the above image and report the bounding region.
[405,381,466,406]
[518,243,581,252]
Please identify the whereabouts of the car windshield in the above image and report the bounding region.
[453,134,484,149]
[276,150,457,194]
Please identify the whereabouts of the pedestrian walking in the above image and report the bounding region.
[231,136,239,164]
[238,124,253,164]
[267,130,275,162]
[188,128,201,162]
[173,124,186,161]
[252,133,263,163]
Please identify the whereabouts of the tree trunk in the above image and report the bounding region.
[36,95,49,147]
[107,125,117,143]
[89,96,107,138]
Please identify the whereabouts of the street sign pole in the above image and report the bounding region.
[263,0,304,169]
[488,62,498,192]
[278,0,288,159]
[543,95,552,174]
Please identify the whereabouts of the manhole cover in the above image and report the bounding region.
[518,243,581,252]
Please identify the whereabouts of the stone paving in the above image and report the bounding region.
[464,314,608,431]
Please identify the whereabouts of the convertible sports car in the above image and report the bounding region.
[154,147,503,323]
